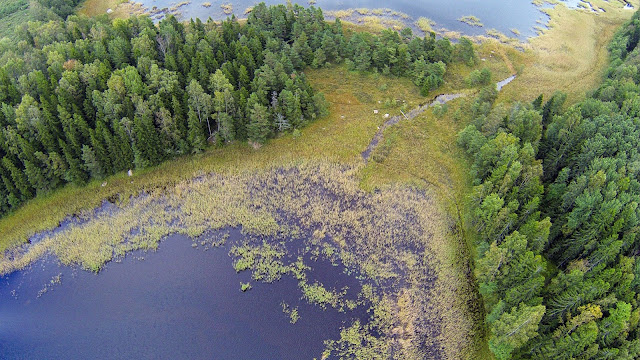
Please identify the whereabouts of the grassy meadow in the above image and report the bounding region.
[498,0,638,104]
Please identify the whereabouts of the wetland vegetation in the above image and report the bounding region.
[2,0,640,359]
[458,15,483,28]
[0,2,475,229]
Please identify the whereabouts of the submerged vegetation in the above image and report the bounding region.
[2,0,639,359]
[1,162,453,358]
[458,15,483,28]
[415,17,435,34]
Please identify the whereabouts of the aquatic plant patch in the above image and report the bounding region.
[0,161,449,358]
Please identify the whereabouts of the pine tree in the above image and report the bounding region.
[112,118,135,172]
[1,157,32,199]
[186,79,213,139]
[599,302,632,347]
[23,159,48,195]
[210,69,235,136]
[488,304,545,360]
[0,178,9,213]
[291,31,313,67]
[312,48,326,68]
[132,102,162,168]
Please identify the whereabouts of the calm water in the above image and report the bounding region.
[130,0,602,39]
[1,1,622,358]
[0,230,366,359]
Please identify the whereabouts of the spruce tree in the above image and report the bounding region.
[187,109,207,153]
[81,145,105,179]
[1,156,32,199]
[59,139,87,184]
[247,101,271,145]
[132,103,162,168]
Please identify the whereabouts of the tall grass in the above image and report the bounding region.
[1,160,452,358]
[458,15,483,27]
[498,0,637,104]
[416,17,435,33]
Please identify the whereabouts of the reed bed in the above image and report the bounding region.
[0,160,453,358]
[458,15,484,27]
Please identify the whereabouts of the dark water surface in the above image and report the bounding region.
[0,230,366,359]
[130,0,602,39]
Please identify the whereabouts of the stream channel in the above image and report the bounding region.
[362,75,516,161]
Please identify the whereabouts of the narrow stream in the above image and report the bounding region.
[362,75,516,161]
[496,75,516,91]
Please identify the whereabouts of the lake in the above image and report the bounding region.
[1,1,622,358]
[130,0,606,39]
[0,230,367,359]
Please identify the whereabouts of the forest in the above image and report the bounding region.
[459,10,640,360]
[6,1,640,359]
[0,2,472,218]
[0,0,83,38]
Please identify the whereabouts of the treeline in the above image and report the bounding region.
[460,10,640,360]
[0,3,472,218]
[0,0,28,21]
[0,0,81,36]
[34,0,83,20]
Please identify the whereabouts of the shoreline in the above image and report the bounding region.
[110,0,637,45]
[1,2,637,357]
